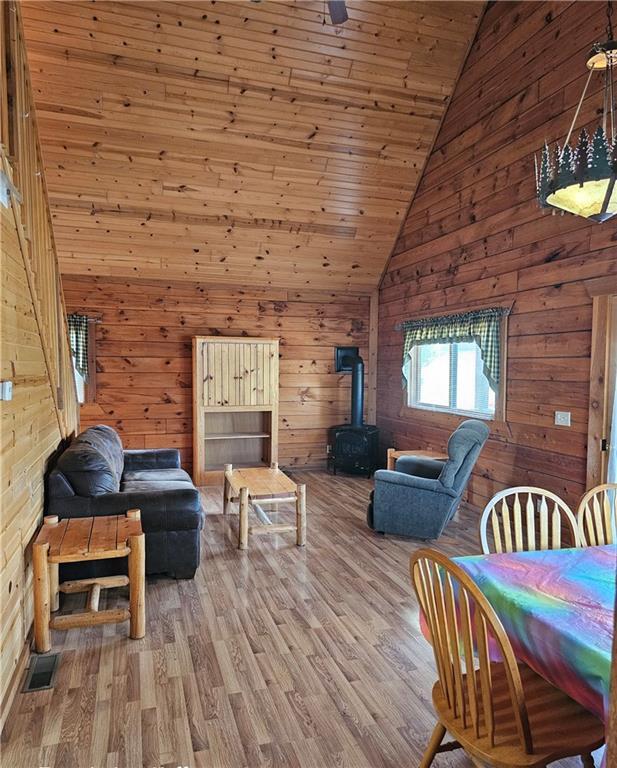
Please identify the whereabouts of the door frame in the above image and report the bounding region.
[586,279,617,488]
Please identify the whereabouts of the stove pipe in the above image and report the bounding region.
[343,354,364,427]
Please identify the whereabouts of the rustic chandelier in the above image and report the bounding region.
[536,1,617,222]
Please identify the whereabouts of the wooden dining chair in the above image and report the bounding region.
[479,486,580,554]
[577,483,617,546]
[410,548,604,768]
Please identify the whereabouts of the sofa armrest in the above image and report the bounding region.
[123,448,181,471]
[374,469,457,497]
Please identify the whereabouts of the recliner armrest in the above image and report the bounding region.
[394,456,445,479]
[123,448,181,471]
[374,469,457,497]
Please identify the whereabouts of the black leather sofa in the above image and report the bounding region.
[47,425,204,579]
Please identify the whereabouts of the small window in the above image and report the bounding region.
[405,340,496,418]
[72,354,87,404]
[68,314,96,404]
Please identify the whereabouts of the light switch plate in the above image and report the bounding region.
[554,410,571,427]
[0,381,13,401]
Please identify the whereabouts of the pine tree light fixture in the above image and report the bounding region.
[536,2,617,222]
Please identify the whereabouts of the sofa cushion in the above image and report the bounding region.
[57,425,124,496]
[123,448,181,471]
[121,479,197,493]
[122,468,193,485]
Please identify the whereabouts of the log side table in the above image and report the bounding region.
[33,509,145,653]
[223,462,306,550]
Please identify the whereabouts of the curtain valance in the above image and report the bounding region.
[402,307,509,389]
[67,313,89,380]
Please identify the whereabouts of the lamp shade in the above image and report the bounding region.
[546,176,617,222]
[537,125,617,222]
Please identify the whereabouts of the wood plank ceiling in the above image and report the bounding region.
[20,1,482,291]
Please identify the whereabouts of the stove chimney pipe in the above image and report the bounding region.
[343,354,364,427]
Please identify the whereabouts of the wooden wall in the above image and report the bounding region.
[377,0,616,512]
[0,3,78,724]
[63,275,371,472]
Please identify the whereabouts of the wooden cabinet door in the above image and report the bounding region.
[193,336,279,483]
[201,338,278,408]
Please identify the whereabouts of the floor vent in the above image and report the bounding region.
[22,653,60,692]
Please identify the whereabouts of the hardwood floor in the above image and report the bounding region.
[1,472,595,767]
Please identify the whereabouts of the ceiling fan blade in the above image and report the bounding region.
[327,1,348,25]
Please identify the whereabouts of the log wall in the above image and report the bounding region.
[63,275,371,472]
[377,0,614,512]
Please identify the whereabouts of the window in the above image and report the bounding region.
[68,314,96,404]
[72,356,87,404]
[405,341,496,417]
[401,307,508,421]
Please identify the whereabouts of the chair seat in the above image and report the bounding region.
[432,662,604,767]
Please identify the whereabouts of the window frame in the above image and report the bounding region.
[401,315,508,423]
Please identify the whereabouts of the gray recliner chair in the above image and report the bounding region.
[367,420,489,540]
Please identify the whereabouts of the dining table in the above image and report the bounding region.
[455,544,616,764]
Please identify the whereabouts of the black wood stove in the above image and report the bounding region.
[327,349,379,477]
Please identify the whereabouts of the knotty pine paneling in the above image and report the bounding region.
[20,0,481,291]
[377,1,613,512]
[1,2,78,724]
[63,275,371,471]
[0,202,63,724]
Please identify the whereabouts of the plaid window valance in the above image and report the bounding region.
[402,307,509,390]
[67,313,89,380]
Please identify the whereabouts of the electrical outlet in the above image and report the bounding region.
[554,411,571,427]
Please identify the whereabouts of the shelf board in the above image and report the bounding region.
[204,460,269,474]
[204,432,270,441]
[203,405,274,413]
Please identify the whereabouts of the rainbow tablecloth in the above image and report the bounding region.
[455,545,616,725]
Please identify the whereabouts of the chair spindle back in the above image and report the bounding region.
[479,487,579,554]
[577,484,617,546]
[410,549,533,753]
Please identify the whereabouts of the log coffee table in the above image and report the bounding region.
[223,463,306,550]
[32,509,146,653]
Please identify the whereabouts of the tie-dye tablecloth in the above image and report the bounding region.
[455,545,615,727]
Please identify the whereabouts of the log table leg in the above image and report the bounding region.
[128,510,145,639]
[49,562,59,613]
[296,484,306,546]
[223,463,233,515]
[386,448,396,471]
[128,533,145,639]
[43,516,60,612]
[33,541,51,653]
[238,486,249,550]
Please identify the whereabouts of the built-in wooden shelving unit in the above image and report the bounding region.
[192,336,279,485]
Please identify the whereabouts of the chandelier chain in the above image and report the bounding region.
[608,0,614,40]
